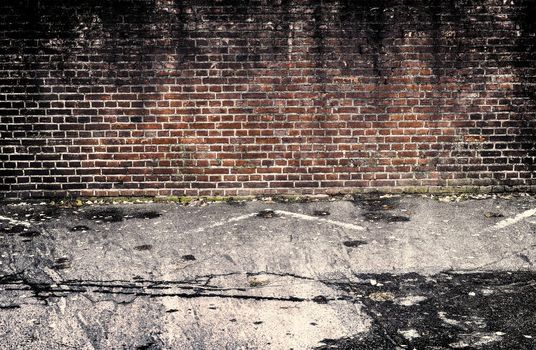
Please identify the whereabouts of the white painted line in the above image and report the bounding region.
[191,213,257,233]
[491,208,536,230]
[189,210,365,233]
[275,210,365,231]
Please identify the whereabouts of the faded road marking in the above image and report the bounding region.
[191,213,258,233]
[491,208,536,230]
[275,210,365,231]
[190,210,365,233]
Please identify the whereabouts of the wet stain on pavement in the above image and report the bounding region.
[18,230,40,238]
[134,244,153,251]
[343,240,367,248]
[518,253,533,265]
[86,207,125,222]
[353,193,399,211]
[353,193,411,223]
[131,211,161,220]
[257,209,277,218]
[85,207,162,223]
[363,212,410,222]
[133,334,164,350]
[2,224,26,234]
[485,212,505,218]
[222,254,235,264]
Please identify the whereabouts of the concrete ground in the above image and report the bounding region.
[1,193,536,349]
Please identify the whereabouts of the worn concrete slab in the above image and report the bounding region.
[1,194,536,349]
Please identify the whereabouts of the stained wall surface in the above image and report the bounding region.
[0,0,535,198]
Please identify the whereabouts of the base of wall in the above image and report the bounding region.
[2,185,535,200]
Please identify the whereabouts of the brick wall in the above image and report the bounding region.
[1,0,535,198]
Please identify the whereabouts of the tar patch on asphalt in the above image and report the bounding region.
[315,271,536,350]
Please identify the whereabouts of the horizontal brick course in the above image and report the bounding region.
[0,0,535,198]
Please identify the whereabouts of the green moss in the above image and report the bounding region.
[204,196,226,202]
[400,187,431,194]
[161,196,194,204]
[38,185,534,207]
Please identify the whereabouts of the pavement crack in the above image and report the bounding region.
[0,271,364,304]
[246,271,317,281]
[0,277,321,303]
[468,244,536,270]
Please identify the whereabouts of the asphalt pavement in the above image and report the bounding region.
[1,193,535,349]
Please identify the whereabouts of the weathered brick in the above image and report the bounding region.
[0,0,534,198]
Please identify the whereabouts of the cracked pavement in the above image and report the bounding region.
[1,194,536,349]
